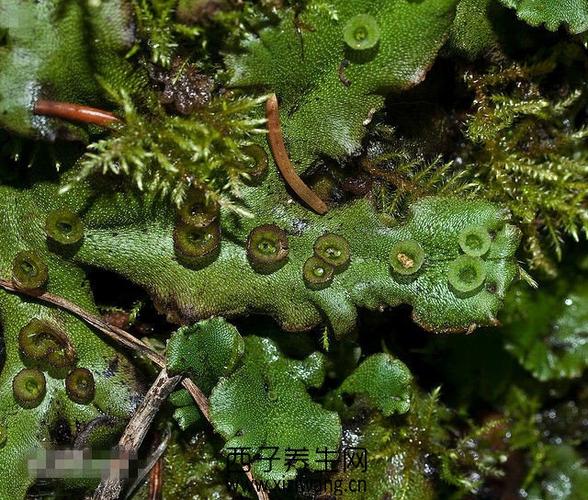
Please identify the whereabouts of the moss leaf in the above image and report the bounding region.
[338,353,412,416]
[528,445,588,500]
[502,270,588,381]
[0,0,140,138]
[166,317,245,394]
[209,336,340,481]
[500,0,588,33]
[0,183,143,498]
[68,143,521,336]
[227,0,458,169]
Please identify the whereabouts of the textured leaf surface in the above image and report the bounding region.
[72,175,521,335]
[166,317,245,394]
[502,272,588,381]
[448,0,497,58]
[500,0,588,33]
[0,182,143,498]
[332,392,448,499]
[209,336,340,481]
[227,0,457,169]
[338,353,412,416]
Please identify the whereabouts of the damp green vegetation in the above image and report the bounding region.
[0,1,587,499]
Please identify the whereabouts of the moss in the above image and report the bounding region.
[0,181,143,498]
[500,0,588,32]
[209,335,340,481]
[166,317,245,394]
[227,0,458,169]
[241,144,269,184]
[461,47,588,273]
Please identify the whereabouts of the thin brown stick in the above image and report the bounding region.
[0,279,267,499]
[147,455,163,500]
[34,100,121,127]
[266,93,327,215]
[93,369,181,500]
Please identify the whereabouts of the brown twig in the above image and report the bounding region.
[34,100,121,127]
[0,279,269,500]
[93,369,182,500]
[266,93,328,215]
[148,455,163,500]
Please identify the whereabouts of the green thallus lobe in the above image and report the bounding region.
[389,240,425,275]
[246,224,289,273]
[343,14,381,51]
[18,319,77,368]
[65,368,96,404]
[45,209,84,246]
[13,368,47,409]
[303,256,335,290]
[12,250,48,290]
[447,255,486,293]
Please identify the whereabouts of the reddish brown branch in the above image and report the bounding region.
[34,100,120,127]
[148,455,163,500]
[266,93,328,215]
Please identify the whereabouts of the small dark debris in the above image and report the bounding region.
[150,58,214,115]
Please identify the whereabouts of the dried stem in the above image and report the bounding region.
[93,369,181,500]
[148,454,163,500]
[266,93,327,215]
[34,100,120,127]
